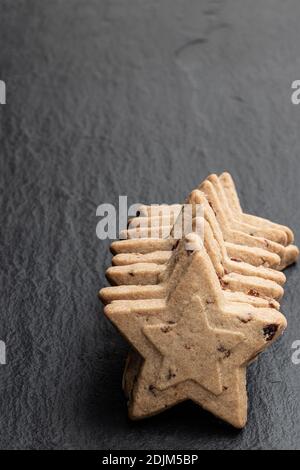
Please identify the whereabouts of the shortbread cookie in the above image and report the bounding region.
[108,236,284,300]
[121,226,173,240]
[100,172,295,428]
[219,172,294,244]
[106,263,165,286]
[116,172,298,270]
[104,235,287,428]
[110,238,177,254]
[100,283,280,310]
[103,219,283,315]
[120,194,283,270]
[107,214,285,301]
[218,172,299,269]
[112,208,285,403]
[188,192,286,285]
[110,235,281,269]
[199,179,297,270]
[112,251,172,266]
[206,174,288,245]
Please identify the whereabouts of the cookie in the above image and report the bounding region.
[115,192,286,290]
[199,178,298,270]
[104,234,287,428]
[110,238,176,255]
[115,172,298,270]
[219,172,295,244]
[100,284,280,309]
[188,192,286,285]
[219,172,299,269]
[112,251,172,266]
[206,174,288,245]
[100,172,296,428]
[108,218,284,300]
[120,225,173,240]
[120,199,282,270]
[106,262,165,286]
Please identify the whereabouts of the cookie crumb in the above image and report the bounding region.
[161,326,171,333]
[263,324,278,341]
[218,346,231,358]
[248,289,260,297]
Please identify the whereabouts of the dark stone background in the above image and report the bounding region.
[0,0,300,450]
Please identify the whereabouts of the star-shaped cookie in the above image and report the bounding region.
[104,237,286,428]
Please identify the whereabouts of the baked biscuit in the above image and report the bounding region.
[104,235,287,428]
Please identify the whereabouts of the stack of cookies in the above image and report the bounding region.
[100,172,298,428]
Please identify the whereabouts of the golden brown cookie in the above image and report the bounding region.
[106,212,285,302]
[104,235,287,428]
[206,174,288,245]
[219,172,294,244]
[100,172,296,428]
[219,172,299,269]
[199,178,299,269]
[108,222,284,300]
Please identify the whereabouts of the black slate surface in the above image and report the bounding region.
[0,0,300,450]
